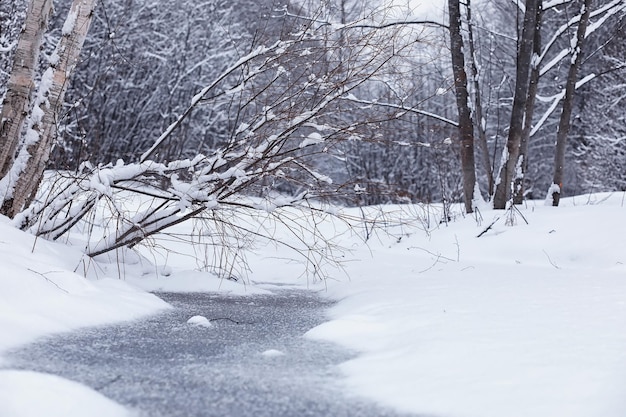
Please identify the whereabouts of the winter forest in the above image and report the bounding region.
[1,1,626,416]
[1,0,625,225]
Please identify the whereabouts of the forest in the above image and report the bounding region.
[2,3,626,416]
[0,0,625,255]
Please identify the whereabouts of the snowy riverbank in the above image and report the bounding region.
[1,192,625,417]
[0,216,169,416]
[306,194,626,417]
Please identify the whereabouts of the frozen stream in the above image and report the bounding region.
[5,291,418,417]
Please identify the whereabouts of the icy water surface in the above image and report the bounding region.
[6,291,420,417]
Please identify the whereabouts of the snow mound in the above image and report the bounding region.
[125,269,272,295]
[261,349,285,357]
[0,370,136,417]
[0,217,170,362]
[186,315,213,327]
[305,194,626,417]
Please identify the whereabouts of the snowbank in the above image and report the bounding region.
[2,191,625,417]
[304,193,626,417]
[0,215,170,358]
[0,216,169,416]
[0,370,137,417]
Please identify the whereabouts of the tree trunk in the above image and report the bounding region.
[0,0,53,178]
[550,0,592,206]
[514,1,543,204]
[2,0,98,218]
[448,0,476,214]
[466,0,493,197]
[492,0,540,209]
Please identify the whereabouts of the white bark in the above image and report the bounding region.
[3,0,98,217]
[0,0,53,180]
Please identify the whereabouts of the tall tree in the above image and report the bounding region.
[448,0,476,214]
[466,0,493,197]
[0,0,97,217]
[0,0,53,179]
[492,0,541,209]
[550,0,593,206]
[514,2,543,204]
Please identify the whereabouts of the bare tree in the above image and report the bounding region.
[14,6,424,271]
[448,0,476,214]
[514,1,543,204]
[497,0,625,204]
[49,0,275,168]
[572,14,626,193]
[492,0,541,209]
[549,0,593,206]
[465,0,493,197]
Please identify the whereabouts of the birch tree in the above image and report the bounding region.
[0,0,53,181]
[0,0,97,217]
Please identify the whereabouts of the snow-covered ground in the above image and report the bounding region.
[0,214,170,416]
[304,193,626,417]
[1,192,625,417]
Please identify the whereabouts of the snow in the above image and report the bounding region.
[1,192,626,417]
[186,315,213,327]
[299,132,324,148]
[261,349,286,357]
[61,8,78,36]
[0,370,137,417]
[0,215,168,416]
[303,193,626,417]
[126,270,272,295]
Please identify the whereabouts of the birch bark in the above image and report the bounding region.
[2,0,98,217]
[0,0,53,178]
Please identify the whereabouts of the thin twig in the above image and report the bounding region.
[477,216,501,238]
[543,250,560,269]
[209,317,254,325]
[27,268,69,293]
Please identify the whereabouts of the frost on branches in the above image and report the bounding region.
[15,14,416,278]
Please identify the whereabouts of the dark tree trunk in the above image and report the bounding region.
[492,0,540,209]
[466,0,493,198]
[514,1,543,204]
[448,0,476,214]
[551,0,592,206]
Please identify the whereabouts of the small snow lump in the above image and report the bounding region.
[187,315,213,327]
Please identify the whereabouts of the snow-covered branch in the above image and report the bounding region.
[140,41,287,163]
[340,94,459,127]
[539,0,625,75]
[18,9,423,258]
[531,73,596,136]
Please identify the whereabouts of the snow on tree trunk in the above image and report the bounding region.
[466,0,493,198]
[550,0,592,207]
[514,1,543,205]
[448,0,476,214]
[1,0,97,218]
[492,0,540,210]
[0,0,53,180]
